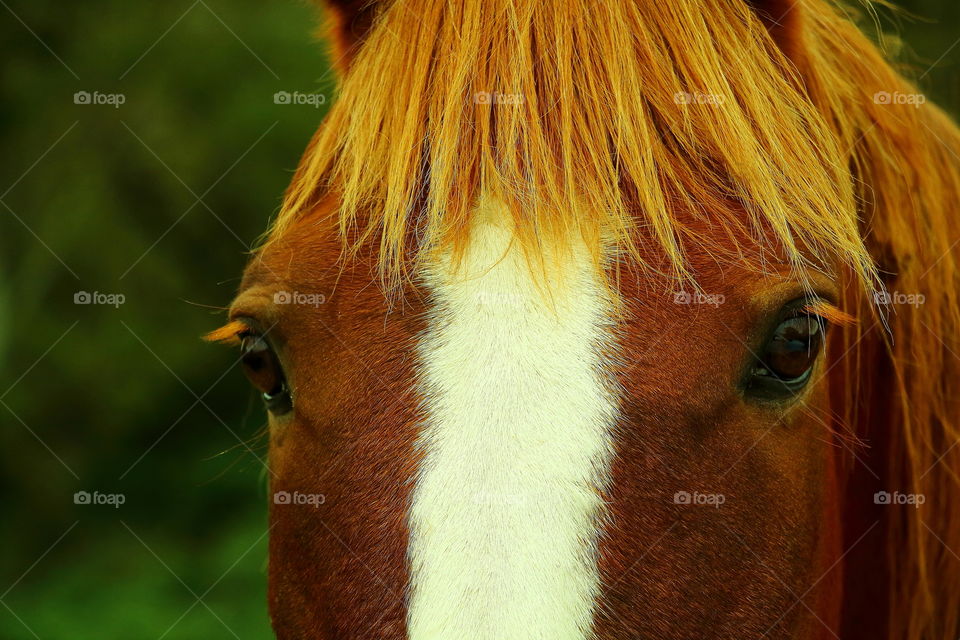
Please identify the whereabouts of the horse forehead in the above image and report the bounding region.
[241,199,785,304]
[245,196,799,428]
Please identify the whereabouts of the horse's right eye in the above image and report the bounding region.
[240,334,293,415]
[746,312,827,400]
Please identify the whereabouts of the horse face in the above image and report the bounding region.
[212,0,960,633]
[227,200,846,639]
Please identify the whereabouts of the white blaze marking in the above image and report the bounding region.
[408,200,619,640]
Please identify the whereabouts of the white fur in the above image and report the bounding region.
[407,200,619,640]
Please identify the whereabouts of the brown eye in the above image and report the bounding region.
[747,314,825,398]
[240,334,293,415]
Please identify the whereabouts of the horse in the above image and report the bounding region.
[207,0,960,637]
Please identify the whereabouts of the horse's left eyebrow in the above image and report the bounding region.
[803,300,857,326]
[203,319,249,345]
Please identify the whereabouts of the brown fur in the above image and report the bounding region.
[594,230,849,638]
[236,201,424,638]
[747,0,806,64]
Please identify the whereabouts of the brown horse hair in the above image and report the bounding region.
[254,1,960,637]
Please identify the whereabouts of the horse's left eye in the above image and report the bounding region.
[747,314,825,398]
[240,334,293,415]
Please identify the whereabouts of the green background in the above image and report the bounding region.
[1,1,957,638]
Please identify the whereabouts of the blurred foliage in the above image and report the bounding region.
[1,0,333,637]
[0,1,957,638]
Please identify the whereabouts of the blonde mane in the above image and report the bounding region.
[275,0,882,288]
[270,1,960,637]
